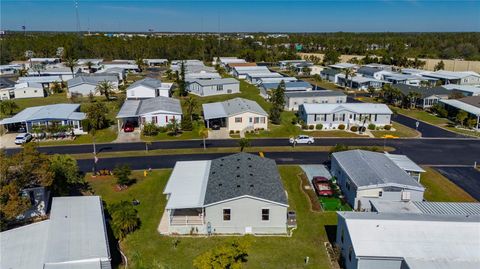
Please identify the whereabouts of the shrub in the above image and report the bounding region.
[368,123,376,130]
[350,126,358,132]
[158,126,167,133]
[229,130,234,134]
[384,125,392,131]
[301,123,308,130]
[358,126,366,132]
[338,124,345,130]
[142,123,159,136]
[236,130,240,134]
[308,125,314,130]
[315,124,323,130]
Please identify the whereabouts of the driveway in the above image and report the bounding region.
[208,128,230,139]
[0,133,21,149]
[434,167,480,201]
[113,129,141,143]
[392,114,465,138]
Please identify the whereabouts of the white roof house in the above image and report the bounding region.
[442,84,480,96]
[384,153,425,173]
[18,75,63,84]
[329,63,359,70]
[0,196,111,269]
[440,98,480,116]
[370,200,480,215]
[126,77,173,99]
[301,103,393,115]
[0,104,85,125]
[336,212,480,269]
[203,98,268,120]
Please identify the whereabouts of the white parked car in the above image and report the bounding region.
[289,135,315,144]
[14,133,33,145]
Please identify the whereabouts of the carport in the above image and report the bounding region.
[202,102,228,129]
[116,100,141,131]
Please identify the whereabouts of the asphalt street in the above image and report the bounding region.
[434,167,480,201]
[391,113,464,138]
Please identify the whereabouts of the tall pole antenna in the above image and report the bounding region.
[74,0,81,34]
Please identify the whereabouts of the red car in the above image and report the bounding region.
[123,122,135,132]
[312,177,333,196]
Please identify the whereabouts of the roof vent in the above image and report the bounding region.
[248,164,252,168]
[236,175,240,178]
[250,184,254,187]
[220,164,223,167]
[247,157,251,160]
[218,183,222,187]
[237,158,241,161]
[250,173,253,176]
[212,171,216,175]
[237,184,241,188]
[237,166,240,169]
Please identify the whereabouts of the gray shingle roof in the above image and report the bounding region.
[202,98,267,120]
[357,66,381,76]
[332,150,424,190]
[116,96,182,118]
[0,77,15,89]
[191,78,239,87]
[321,68,341,76]
[203,153,288,206]
[393,84,450,98]
[0,104,85,125]
[67,74,118,88]
[285,90,346,98]
[127,77,162,90]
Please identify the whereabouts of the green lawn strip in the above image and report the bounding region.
[371,122,419,138]
[38,127,118,146]
[392,107,450,126]
[71,145,395,160]
[421,166,477,202]
[87,166,337,268]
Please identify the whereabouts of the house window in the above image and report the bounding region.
[260,117,265,123]
[379,191,383,197]
[152,116,158,124]
[254,117,260,124]
[261,208,270,221]
[235,117,242,123]
[249,117,253,123]
[223,208,231,221]
[346,180,351,191]
[217,85,224,91]
[374,114,378,121]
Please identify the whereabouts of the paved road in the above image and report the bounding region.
[434,167,480,201]
[392,113,465,138]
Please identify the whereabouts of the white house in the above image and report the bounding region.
[27,66,77,81]
[144,58,168,66]
[320,68,342,84]
[336,211,480,269]
[0,196,111,269]
[440,96,480,130]
[245,72,283,84]
[232,66,270,79]
[160,153,288,235]
[284,90,347,111]
[126,77,173,99]
[67,74,119,97]
[259,81,313,99]
[299,103,392,129]
[13,82,46,99]
[185,72,222,80]
[257,76,298,85]
[0,104,87,135]
[442,84,480,96]
[337,74,384,90]
[202,98,268,132]
[422,70,480,85]
[0,77,15,100]
[116,96,182,130]
[393,84,450,109]
[331,150,425,211]
[17,75,63,89]
[188,78,240,97]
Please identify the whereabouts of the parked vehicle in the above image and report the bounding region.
[123,122,135,132]
[312,177,333,196]
[14,133,33,145]
[289,135,314,144]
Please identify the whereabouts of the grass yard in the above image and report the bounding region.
[392,107,450,126]
[87,166,337,269]
[319,197,351,211]
[371,122,419,138]
[421,166,477,202]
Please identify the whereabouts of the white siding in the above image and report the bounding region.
[13,87,45,99]
[226,112,268,132]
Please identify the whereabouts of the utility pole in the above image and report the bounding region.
[74,0,81,34]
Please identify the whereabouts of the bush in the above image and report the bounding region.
[301,123,308,130]
[308,125,314,130]
[350,126,358,132]
[181,117,193,131]
[315,124,323,130]
[230,130,234,134]
[383,125,391,130]
[338,124,345,130]
[236,130,240,134]
[158,126,167,133]
[368,123,376,130]
[358,126,366,132]
[142,123,159,136]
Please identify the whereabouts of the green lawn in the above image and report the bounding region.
[421,166,477,202]
[392,107,450,126]
[371,122,419,138]
[319,197,351,211]
[87,166,337,269]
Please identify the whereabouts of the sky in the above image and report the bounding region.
[1,0,479,32]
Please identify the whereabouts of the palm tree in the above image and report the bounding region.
[86,61,93,73]
[135,58,145,73]
[184,96,198,121]
[238,138,251,152]
[343,68,354,90]
[95,80,114,101]
[64,57,78,77]
[407,92,421,109]
[18,68,28,77]
[109,201,140,240]
[198,126,209,150]
[166,118,180,136]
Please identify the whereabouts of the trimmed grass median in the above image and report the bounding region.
[87,166,337,268]
[421,166,477,202]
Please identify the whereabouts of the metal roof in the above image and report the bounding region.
[0,196,110,269]
[164,161,211,209]
[257,77,298,84]
[117,96,182,118]
[202,97,267,120]
[190,78,239,87]
[442,84,480,95]
[285,90,346,98]
[423,70,480,80]
[384,153,425,173]
[246,72,283,79]
[126,77,162,90]
[185,72,221,80]
[260,81,312,91]
[203,153,288,206]
[338,212,480,264]
[0,104,85,125]
[440,98,480,116]
[393,84,451,98]
[0,77,15,89]
[321,68,342,76]
[18,76,63,83]
[357,66,382,76]
[301,103,392,115]
[328,63,358,69]
[332,150,424,190]
[371,200,480,216]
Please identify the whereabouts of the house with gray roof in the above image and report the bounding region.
[202,97,268,132]
[116,96,182,130]
[320,68,342,83]
[440,96,480,130]
[160,153,288,235]
[331,150,425,211]
[187,78,240,97]
[259,81,313,99]
[126,77,173,99]
[392,84,451,109]
[0,103,86,134]
[0,196,111,269]
[284,90,347,111]
[67,74,119,97]
[13,81,46,99]
[0,77,15,100]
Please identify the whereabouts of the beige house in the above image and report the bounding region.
[202,97,268,132]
